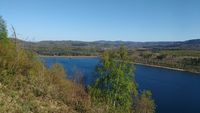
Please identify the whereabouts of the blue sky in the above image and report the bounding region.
[0,0,200,41]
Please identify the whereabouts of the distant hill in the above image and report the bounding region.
[163,39,200,50]
[10,38,200,56]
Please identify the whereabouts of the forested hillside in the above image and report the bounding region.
[11,38,200,56]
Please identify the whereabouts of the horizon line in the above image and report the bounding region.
[9,37,199,43]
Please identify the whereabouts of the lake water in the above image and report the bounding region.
[42,57,200,113]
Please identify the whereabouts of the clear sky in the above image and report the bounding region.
[0,0,200,42]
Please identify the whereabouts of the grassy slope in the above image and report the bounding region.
[0,40,110,113]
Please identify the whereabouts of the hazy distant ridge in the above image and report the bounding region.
[12,38,200,49]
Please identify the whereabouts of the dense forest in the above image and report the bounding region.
[0,16,155,113]
[13,38,200,73]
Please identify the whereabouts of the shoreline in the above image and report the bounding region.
[134,63,200,74]
[39,55,200,74]
[39,55,99,58]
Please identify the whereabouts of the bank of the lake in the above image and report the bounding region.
[40,55,200,74]
[134,63,200,74]
[40,55,99,58]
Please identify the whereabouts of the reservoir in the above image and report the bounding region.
[42,57,200,113]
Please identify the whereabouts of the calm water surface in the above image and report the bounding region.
[42,57,200,113]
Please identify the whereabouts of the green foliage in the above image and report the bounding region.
[89,46,155,113]
[0,16,7,40]
[0,16,92,113]
[134,90,156,113]
[0,38,93,112]
[89,46,138,113]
